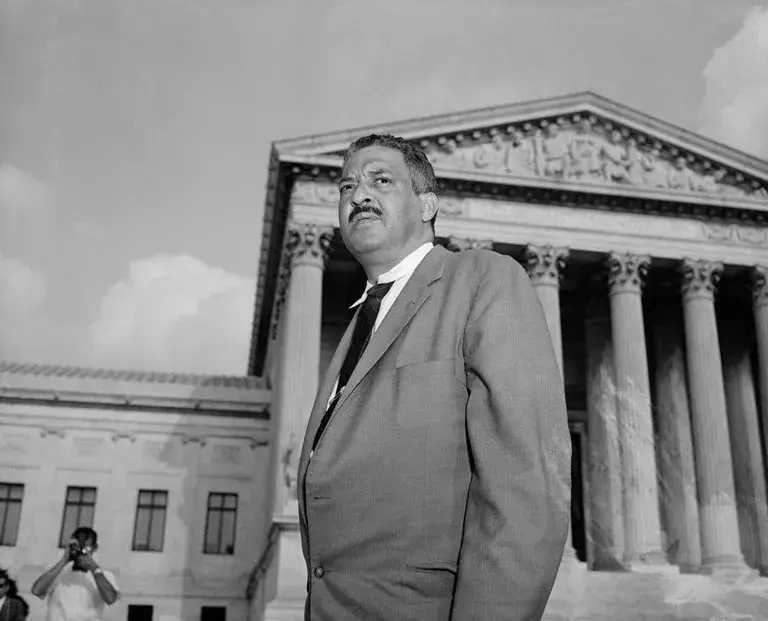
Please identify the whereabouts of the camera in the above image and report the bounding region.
[67,541,91,561]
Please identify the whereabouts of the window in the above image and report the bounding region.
[200,606,226,621]
[127,605,153,621]
[59,486,97,547]
[203,493,238,555]
[0,483,24,546]
[132,490,168,552]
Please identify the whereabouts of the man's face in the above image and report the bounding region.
[338,146,426,262]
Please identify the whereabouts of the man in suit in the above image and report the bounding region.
[297,134,571,620]
[0,569,27,621]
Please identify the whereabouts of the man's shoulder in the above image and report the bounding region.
[444,247,525,280]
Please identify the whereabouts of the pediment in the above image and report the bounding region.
[276,92,768,203]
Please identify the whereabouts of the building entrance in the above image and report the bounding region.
[569,421,589,563]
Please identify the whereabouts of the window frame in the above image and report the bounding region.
[58,486,97,548]
[131,489,169,553]
[202,492,238,555]
[0,482,24,547]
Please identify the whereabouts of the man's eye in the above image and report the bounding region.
[339,184,354,193]
[375,178,391,185]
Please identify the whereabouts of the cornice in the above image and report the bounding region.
[0,386,270,418]
[274,92,768,180]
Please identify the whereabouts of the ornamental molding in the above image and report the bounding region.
[446,237,493,252]
[752,265,768,308]
[267,223,333,342]
[606,252,651,294]
[699,222,768,247]
[279,93,768,205]
[285,222,333,267]
[419,119,767,202]
[525,244,569,287]
[679,258,723,300]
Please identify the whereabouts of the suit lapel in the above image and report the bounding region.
[300,245,451,461]
[299,313,358,469]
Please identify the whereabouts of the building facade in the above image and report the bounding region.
[0,363,271,621]
[248,93,768,619]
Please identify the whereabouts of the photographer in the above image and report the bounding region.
[31,527,119,620]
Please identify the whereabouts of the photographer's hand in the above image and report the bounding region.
[78,553,98,571]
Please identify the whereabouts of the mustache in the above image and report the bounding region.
[349,205,382,222]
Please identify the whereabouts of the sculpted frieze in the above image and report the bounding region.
[700,223,768,246]
[425,116,768,201]
[290,181,339,206]
[0,432,28,453]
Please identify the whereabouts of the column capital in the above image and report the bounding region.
[524,244,569,287]
[269,223,333,342]
[286,222,334,268]
[446,237,493,252]
[606,252,650,295]
[679,258,723,301]
[752,265,768,309]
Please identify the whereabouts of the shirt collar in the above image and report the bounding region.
[350,242,434,309]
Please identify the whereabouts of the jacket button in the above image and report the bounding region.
[313,566,325,578]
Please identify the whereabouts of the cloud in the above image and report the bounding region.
[89,254,256,374]
[0,163,53,257]
[0,255,74,364]
[0,164,49,213]
[698,7,768,158]
[0,255,47,317]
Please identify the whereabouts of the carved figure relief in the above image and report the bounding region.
[429,138,468,170]
[472,134,507,171]
[0,432,29,455]
[281,432,299,500]
[211,445,242,466]
[424,115,767,200]
[700,223,768,246]
[72,437,105,459]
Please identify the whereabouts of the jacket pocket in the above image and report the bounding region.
[394,357,456,373]
[403,562,458,598]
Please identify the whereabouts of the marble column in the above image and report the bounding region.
[525,244,569,375]
[524,244,581,567]
[584,301,625,570]
[446,236,493,252]
[260,222,333,620]
[753,267,768,565]
[651,299,701,572]
[722,296,768,575]
[679,258,748,576]
[606,252,668,569]
[273,222,333,514]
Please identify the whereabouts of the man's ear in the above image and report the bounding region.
[419,193,439,223]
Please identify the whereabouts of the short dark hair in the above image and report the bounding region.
[342,134,439,230]
[71,526,98,547]
[0,567,9,583]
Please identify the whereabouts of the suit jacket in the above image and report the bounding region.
[298,245,571,621]
[0,597,26,621]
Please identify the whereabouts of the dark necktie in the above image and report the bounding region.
[312,281,395,451]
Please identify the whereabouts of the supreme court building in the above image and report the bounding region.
[247,92,768,619]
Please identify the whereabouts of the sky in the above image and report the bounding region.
[1,0,767,376]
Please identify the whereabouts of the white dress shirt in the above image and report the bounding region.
[325,242,434,408]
